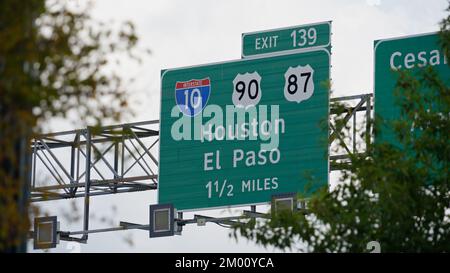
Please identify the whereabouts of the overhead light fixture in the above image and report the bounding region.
[33,216,59,249]
[271,192,297,215]
[149,204,175,238]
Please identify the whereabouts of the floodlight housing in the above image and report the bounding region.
[149,204,175,238]
[33,216,59,249]
[271,192,297,214]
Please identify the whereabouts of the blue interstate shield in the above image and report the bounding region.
[175,78,211,117]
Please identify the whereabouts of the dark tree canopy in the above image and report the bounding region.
[0,0,144,251]
[233,8,450,253]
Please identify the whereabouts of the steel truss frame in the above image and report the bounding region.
[329,93,373,170]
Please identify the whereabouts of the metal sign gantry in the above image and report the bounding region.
[29,93,372,244]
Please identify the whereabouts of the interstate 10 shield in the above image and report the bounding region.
[175,78,211,117]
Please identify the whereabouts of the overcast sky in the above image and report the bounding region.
[30,0,448,252]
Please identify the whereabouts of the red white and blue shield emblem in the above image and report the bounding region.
[175,78,211,117]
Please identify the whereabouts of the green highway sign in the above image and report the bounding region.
[159,49,330,211]
[242,21,331,58]
[374,32,449,143]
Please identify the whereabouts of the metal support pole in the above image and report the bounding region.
[353,108,357,153]
[20,130,32,252]
[121,132,125,178]
[74,133,80,194]
[70,139,76,196]
[114,141,119,193]
[176,212,184,234]
[82,128,91,242]
[366,95,371,150]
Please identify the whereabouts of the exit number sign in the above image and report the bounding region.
[242,21,331,58]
